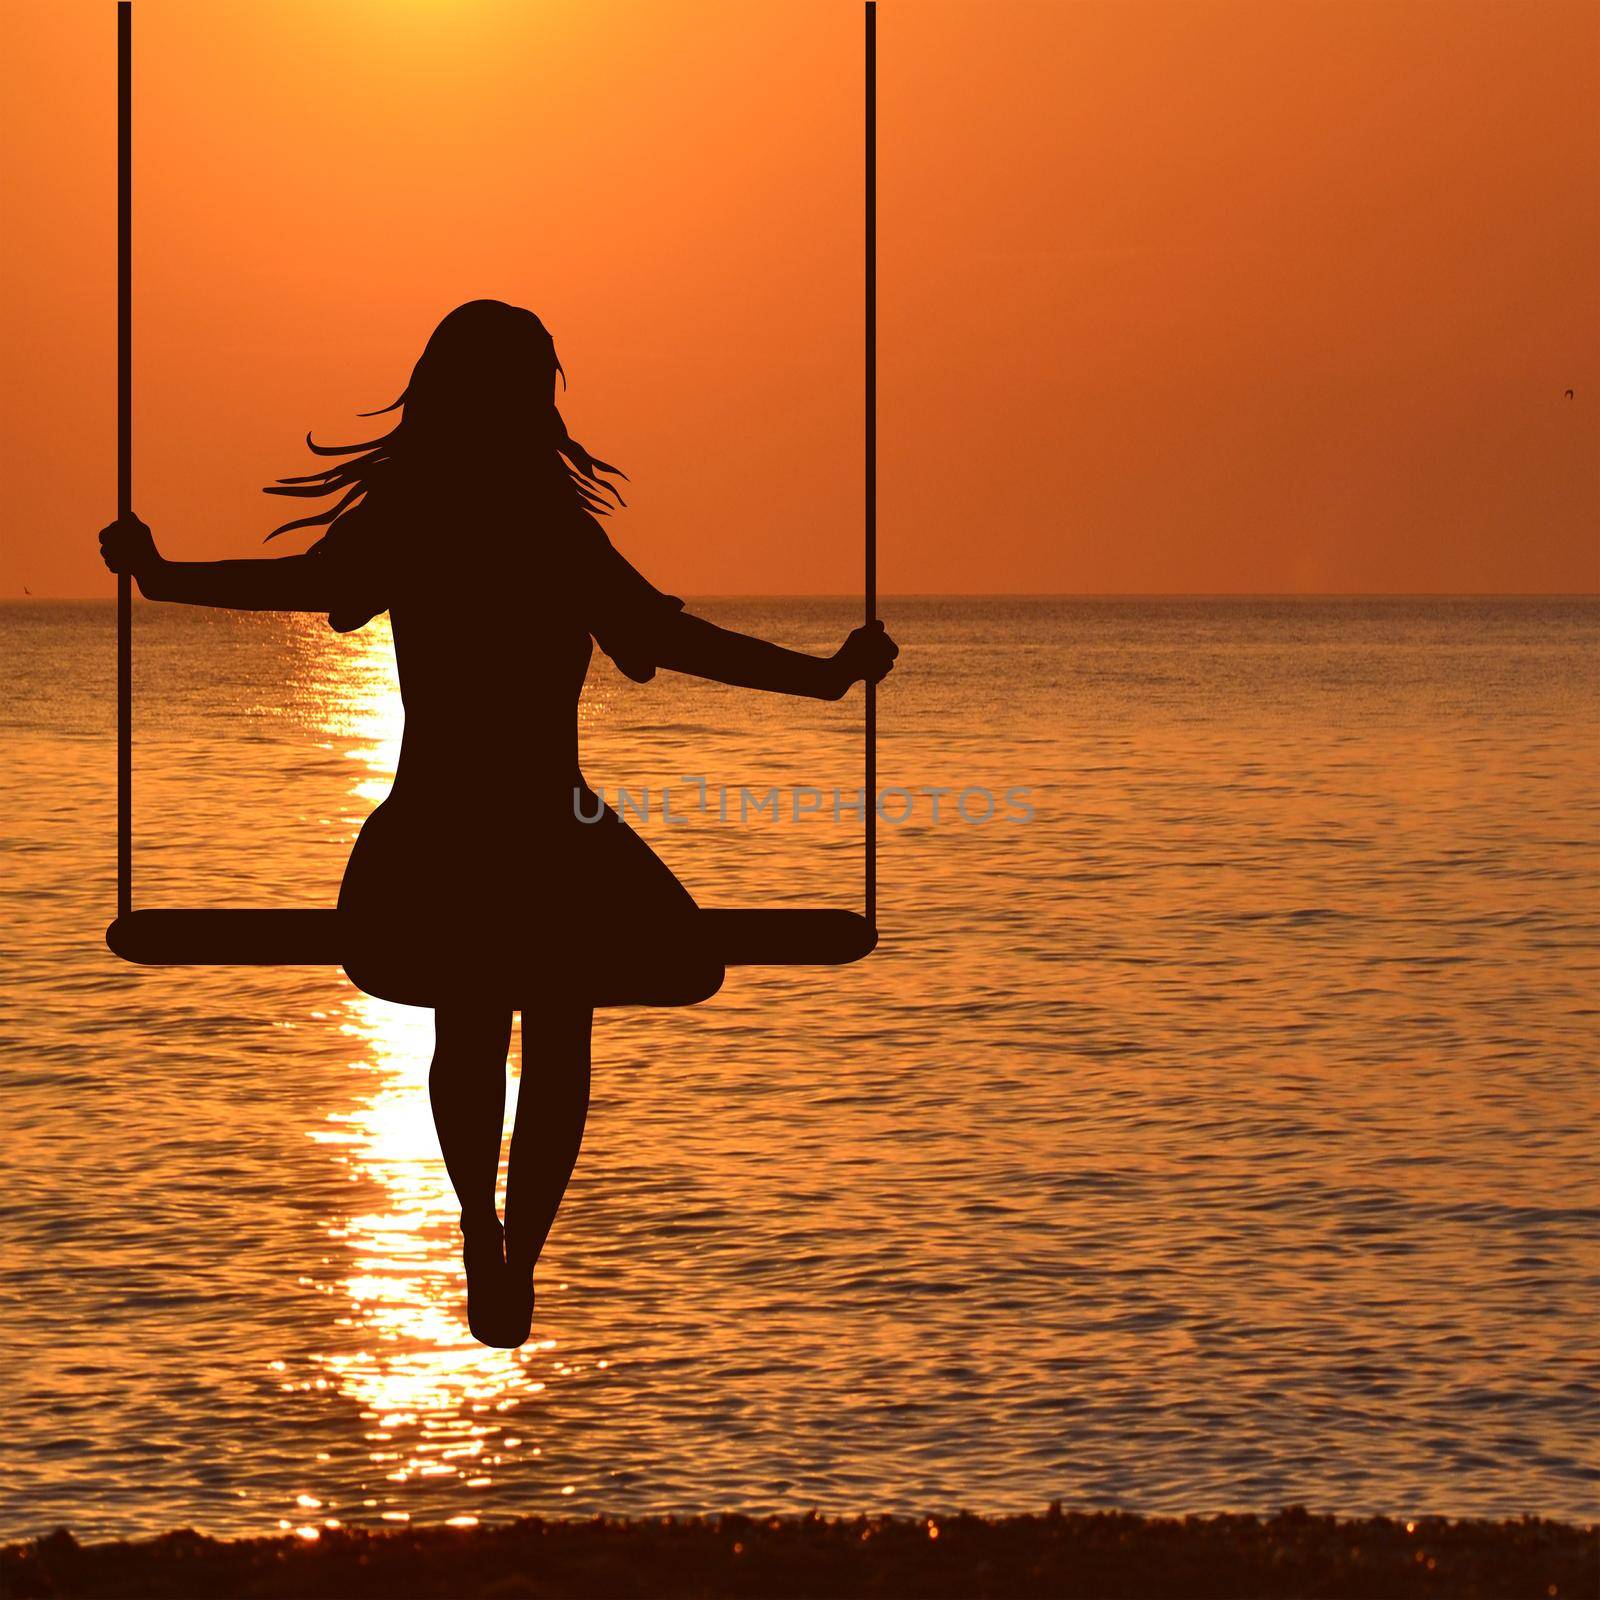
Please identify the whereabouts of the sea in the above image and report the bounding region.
[2,597,1596,1541]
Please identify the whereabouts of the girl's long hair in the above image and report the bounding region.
[263,300,625,542]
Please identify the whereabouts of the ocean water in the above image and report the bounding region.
[2,596,1597,1542]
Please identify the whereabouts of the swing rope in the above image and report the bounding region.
[863,0,877,930]
[116,0,132,920]
[111,0,880,976]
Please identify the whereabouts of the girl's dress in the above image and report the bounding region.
[312,486,725,1009]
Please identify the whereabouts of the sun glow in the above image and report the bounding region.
[322,618,406,806]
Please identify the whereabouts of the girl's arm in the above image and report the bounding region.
[655,611,897,700]
[587,523,896,698]
[99,514,336,612]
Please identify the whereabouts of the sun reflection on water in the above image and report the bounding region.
[305,619,550,1516]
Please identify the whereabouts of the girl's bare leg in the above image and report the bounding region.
[504,1006,593,1276]
[429,1005,514,1234]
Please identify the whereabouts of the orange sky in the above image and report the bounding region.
[2,0,1595,596]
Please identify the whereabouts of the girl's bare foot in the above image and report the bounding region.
[496,1271,535,1350]
[461,1216,510,1347]
[494,1242,536,1349]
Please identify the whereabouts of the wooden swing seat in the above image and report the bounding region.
[106,906,877,1007]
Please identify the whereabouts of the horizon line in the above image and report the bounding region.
[5,590,1599,604]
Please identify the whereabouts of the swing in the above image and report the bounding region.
[104,1,882,1007]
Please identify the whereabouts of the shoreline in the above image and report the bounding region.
[5,1508,1595,1599]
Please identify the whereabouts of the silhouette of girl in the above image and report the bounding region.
[100,300,897,1348]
